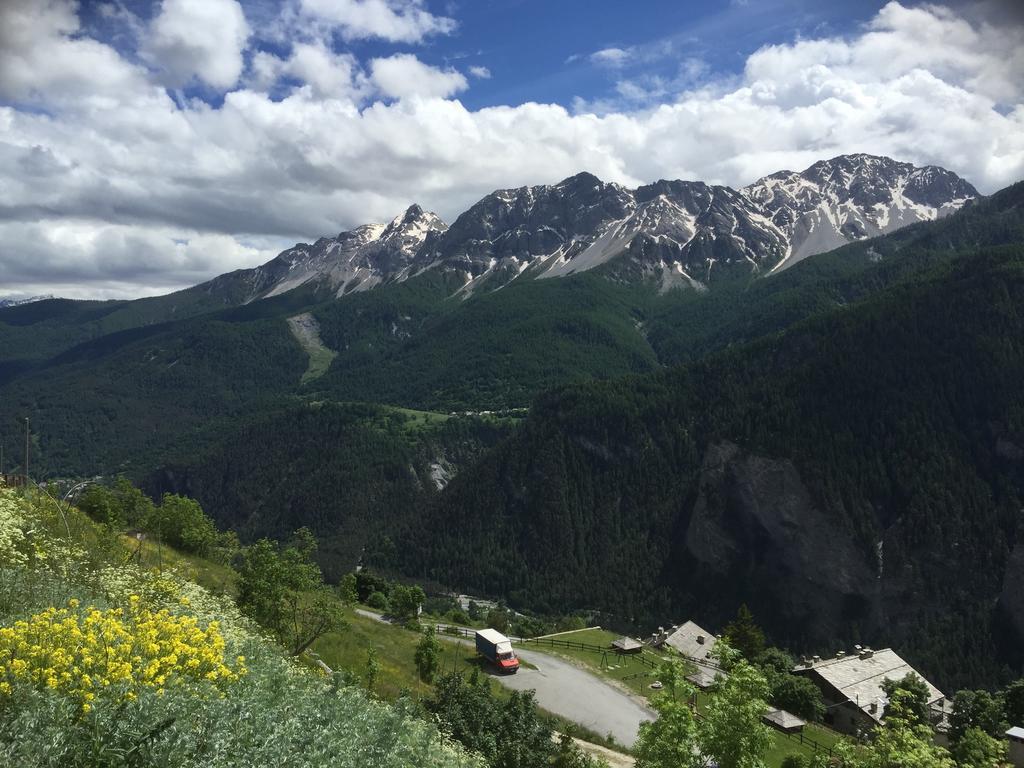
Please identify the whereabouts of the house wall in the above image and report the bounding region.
[1009,734,1024,768]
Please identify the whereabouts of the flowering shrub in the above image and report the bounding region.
[0,486,480,768]
[0,598,245,711]
[0,489,32,567]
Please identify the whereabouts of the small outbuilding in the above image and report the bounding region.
[763,708,806,734]
[686,667,720,690]
[1007,726,1024,768]
[611,636,643,654]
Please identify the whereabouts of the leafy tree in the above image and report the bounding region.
[77,485,123,528]
[143,493,217,555]
[756,647,795,674]
[698,658,773,768]
[551,732,607,768]
[723,605,766,661]
[389,584,426,624]
[1004,678,1024,726]
[467,601,482,621]
[836,689,954,768]
[950,689,1006,742]
[355,571,392,603]
[415,626,441,683]
[426,671,558,768]
[109,477,155,528]
[753,647,825,721]
[951,727,1006,768]
[211,530,241,566]
[769,673,825,723]
[654,658,695,702]
[236,533,346,655]
[364,647,380,693]
[426,671,499,757]
[485,607,511,634]
[493,689,556,768]
[366,591,390,612]
[881,673,931,727]
[337,572,359,605]
[635,683,702,768]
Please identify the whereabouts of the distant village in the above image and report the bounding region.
[635,619,1024,766]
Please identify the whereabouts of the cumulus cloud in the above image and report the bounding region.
[296,0,456,43]
[144,0,251,90]
[370,54,468,99]
[250,42,368,100]
[0,0,152,106]
[0,1,1022,299]
[468,66,491,79]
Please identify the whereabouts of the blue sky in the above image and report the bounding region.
[0,0,1021,298]
[79,0,953,111]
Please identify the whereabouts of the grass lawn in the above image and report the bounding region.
[313,611,476,700]
[518,627,673,698]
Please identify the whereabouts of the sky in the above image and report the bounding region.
[1,0,1022,300]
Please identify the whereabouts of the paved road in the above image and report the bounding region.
[353,609,655,747]
[500,647,655,747]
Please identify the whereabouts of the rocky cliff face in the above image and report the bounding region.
[684,442,877,645]
[188,154,978,304]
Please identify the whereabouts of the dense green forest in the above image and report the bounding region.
[381,237,1024,690]
[2,183,1023,690]
[145,402,512,580]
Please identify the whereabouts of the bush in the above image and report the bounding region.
[0,489,479,768]
[366,591,390,611]
[143,494,217,555]
[447,609,470,625]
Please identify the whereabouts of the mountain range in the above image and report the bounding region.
[186,153,975,304]
[1,153,1021,691]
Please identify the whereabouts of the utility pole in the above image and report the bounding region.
[23,417,29,483]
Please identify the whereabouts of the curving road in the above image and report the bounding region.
[499,646,655,747]
[354,609,655,747]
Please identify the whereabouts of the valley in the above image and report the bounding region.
[1,157,1022,697]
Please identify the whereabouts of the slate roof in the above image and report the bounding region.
[663,620,718,661]
[798,648,943,723]
[763,709,806,732]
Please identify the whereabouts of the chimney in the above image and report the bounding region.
[836,650,845,658]
[697,635,705,645]
[812,655,821,664]
[869,702,877,714]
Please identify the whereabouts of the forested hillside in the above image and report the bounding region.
[381,211,1024,690]
[146,403,512,580]
[3,180,1023,690]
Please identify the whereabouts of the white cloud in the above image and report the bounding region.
[0,219,284,299]
[0,0,152,106]
[297,0,456,43]
[370,54,468,100]
[589,47,632,67]
[250,42,369,100]
[0,1,1022,299]
[469,66,491,79]
[145,0,251,90]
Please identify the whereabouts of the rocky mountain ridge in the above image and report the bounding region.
[191,154,979,302]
